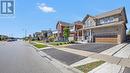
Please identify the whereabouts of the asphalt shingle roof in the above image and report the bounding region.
[58,21,73,26]
[82,7,125,23]
[95,7,124,19]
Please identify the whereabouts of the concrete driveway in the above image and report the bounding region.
[42,48,86,65]
[123,67,130,73]
[66,43,116,53]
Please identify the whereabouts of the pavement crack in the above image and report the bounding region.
[117,58,123,65]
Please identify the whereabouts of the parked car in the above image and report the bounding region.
[7,39,17,42]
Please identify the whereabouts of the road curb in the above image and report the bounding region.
[26,41,83,73]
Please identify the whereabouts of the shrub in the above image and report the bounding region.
[70,41,75,44]
[60,43,62,45]
[64,42,67,44]
[56,43,59,46]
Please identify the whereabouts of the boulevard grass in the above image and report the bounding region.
[30,41,47,49]
[75,61,105,73]
[50,41,75,46]
[33,43,47,48]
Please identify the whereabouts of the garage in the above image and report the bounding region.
[95,35,117,43]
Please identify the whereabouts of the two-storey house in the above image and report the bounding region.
[77,7,127,44]
[56,21,83,41]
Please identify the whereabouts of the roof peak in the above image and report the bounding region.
[95,7,124,18]
[82,7,126,22]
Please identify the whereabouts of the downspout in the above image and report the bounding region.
[82,25,85,41]
[90,29,92,42]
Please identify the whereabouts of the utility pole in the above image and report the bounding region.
[24,24,27,41]
[25,29,27,38]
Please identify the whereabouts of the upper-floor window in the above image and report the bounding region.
[85,20,94,27]
[100,17,114,24]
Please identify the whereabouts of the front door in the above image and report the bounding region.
[85,30,93,42]
[84,31,89,42]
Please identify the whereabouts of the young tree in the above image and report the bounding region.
[63,27,70,41]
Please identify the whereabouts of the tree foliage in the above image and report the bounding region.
[63,27,70,41]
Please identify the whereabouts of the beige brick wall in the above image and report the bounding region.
[92,26,118,36]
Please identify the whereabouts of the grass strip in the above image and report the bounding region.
[34,44,47,48]
[75,61,105,73]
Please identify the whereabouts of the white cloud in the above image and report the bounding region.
[37,3,56,13]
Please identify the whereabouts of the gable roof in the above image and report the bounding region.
[34,32,41,35]
[41,30,52,33]
[74,21,83,25]
[82,7,128,23]
[82,14,95,23]
[56,21,73,29]
[95,7,124,19]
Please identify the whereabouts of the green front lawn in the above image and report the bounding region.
[33,44,47,48]
[50,41,75,46]
[50,42,67,46]
[75,61,105,73]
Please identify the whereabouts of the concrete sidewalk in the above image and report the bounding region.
[88,62,124,73]
[88,43,130,73]
[70,43,127,67]
[100,43,128,56]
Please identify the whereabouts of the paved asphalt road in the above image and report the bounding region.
[0,41,65,73]
[66,43,116,53]
[42,48,86,65]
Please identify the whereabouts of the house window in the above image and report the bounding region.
[108,17,114,23]
[100,17,114,24]
[100,19,105,24]
[85,20,94,27]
